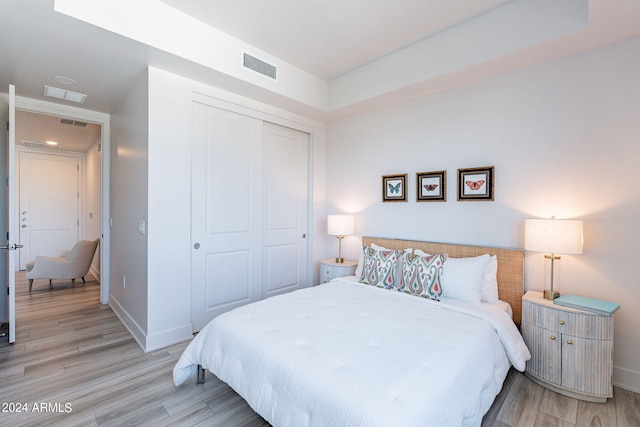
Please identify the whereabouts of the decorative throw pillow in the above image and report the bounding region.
[400,252,448,300]
[359,246,400,289]
[356,244,412,288]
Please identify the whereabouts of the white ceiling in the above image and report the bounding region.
[1,0,639,134]
[157,0,512,80]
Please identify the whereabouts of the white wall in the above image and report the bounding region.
[109,71,150,343]
[326,37,640,392]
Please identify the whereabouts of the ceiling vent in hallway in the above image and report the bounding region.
[43,85,87,104]
[243,52,277,80]
[59,118,88,127]
[22,140,60,151]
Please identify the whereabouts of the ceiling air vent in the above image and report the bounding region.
[243,53,277,80]
[22,140,60,151]
[59,118,88,127]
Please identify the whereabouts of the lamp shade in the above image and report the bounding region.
[327,214,355,236]
[524,218,583,254]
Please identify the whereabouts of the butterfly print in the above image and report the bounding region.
[423,184,438,192]
[388,182,401,194]
[465,180,485,190]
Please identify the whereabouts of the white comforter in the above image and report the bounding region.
[173,278,530,427]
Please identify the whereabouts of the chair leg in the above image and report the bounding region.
[29,279,33,291]
[71,278,75,287]
[82,276,86,284]
[49,279,52,287]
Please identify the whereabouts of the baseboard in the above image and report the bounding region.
[108,295,147,351]
[145,324,193,352]
[108,295,193,353]
[613,366,640,393]
[89,265,100,282]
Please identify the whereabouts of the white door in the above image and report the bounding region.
[190,105,310,331]
[262,122,308,298]
[17,152,79,269]
[191,103,264,331]
[3,85,18,343]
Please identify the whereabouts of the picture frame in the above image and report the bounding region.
[457,166,494,201]
[416,170,446,202]
[382,174,407,202]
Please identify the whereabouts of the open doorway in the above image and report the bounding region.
[11,97,111,307]
[15,110,102,280]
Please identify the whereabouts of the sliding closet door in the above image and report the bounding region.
[191,102,310,331]
[191,103,264,331]
[262,123,308,298]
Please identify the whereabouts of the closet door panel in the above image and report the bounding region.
[205,251,251,307]
[263,123,309,298]
[191,103,263,331]
[265,244,299,293]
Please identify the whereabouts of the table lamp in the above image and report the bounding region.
[327,214,355,263]
[524,217,583,300]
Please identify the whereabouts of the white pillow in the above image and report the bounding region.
[415,250,498,303]
[441,254,489,303]
[481,255,499,303]
[355,243,411,288]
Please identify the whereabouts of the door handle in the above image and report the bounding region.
[0,243,23,250]
[21,224,27,228]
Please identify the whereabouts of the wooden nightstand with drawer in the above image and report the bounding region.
[521,291,615,402]
[320,259,357,284]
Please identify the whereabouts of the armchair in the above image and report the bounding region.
[25,238,99,291]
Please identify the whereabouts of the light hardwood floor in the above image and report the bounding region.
[1,272,638,426]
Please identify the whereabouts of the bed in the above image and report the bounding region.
[173,237,531,426]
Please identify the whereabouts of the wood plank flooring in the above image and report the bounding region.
[1,272,638,426]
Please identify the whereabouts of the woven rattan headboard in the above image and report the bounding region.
[362,237,524,324]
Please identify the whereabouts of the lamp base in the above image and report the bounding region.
[335,257,344,263]
[544,289,560,300]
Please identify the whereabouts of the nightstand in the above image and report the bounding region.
[320,259,357,284]
[521,291,615,402]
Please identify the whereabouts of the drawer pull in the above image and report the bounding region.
[567,340,573,345]
[550,336,556,340]
[559,320,565,325]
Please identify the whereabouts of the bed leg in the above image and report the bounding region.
[197,365,205,384]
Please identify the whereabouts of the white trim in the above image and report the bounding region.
[110,294,192,353]
[145,325,193,353]
[109,296,146,350]
[89,264,100,282]
[613,366,640,394]
[192,91,314,134]
[14,96,111,305]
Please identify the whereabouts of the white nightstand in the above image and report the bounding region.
[320,259,357,284]
[521,291,615,402]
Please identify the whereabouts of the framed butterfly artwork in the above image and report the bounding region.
[382,174,407,202]
[416,170,446,202]
[457,166,494,201]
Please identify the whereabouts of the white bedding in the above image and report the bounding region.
[174,278,530,427]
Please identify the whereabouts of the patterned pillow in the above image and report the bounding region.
[400,252,448,300]
[359,246,400,289]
